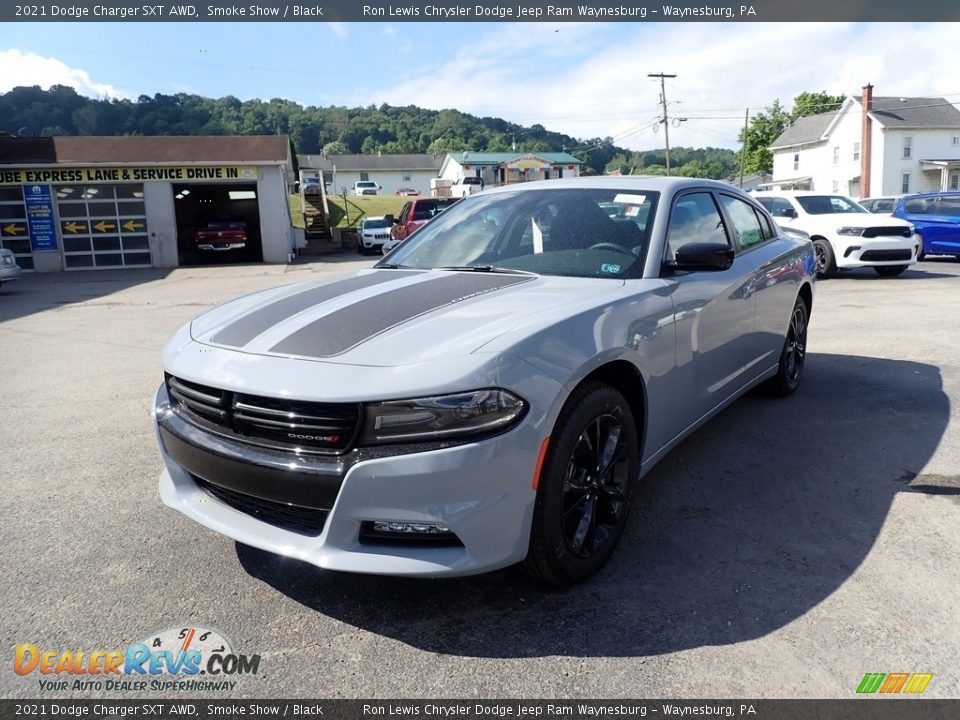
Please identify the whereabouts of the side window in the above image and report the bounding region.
[719,194,768,250]
[398,203,410,224]
[754,208,775,241]
[903,198,931,215]
[666,192,729,259]
[935,195,960,216]
[771,198,795,218]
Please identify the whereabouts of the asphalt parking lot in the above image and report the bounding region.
[2,257,959,699]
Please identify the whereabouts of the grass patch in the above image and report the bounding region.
[289,193,407,230]
[327,195,407,229]
[288,193,305,229]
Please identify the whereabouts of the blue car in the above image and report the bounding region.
[893,192,960,260]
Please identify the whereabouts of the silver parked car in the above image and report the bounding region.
[154,178,815,585]
[0,248,23,286]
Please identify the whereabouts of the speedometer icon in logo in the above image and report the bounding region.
[139,625,234,673]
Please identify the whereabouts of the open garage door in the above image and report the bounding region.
[173,183,261,265]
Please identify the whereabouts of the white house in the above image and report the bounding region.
[298,153,444,196]
[766,85,960,198]
[439,151,583,189]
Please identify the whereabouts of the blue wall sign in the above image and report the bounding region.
[24,184,57,252]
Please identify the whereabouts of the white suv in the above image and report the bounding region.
[353,181,380,196]
[754,191,919,278]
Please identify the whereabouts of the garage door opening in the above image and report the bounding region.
[173,183,262,265]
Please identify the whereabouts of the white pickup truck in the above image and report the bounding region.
[449,176,484,198]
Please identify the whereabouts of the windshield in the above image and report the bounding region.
[357,182,376,188]
[795,195,866,214]
[362,218,391,229]
[376,188,658,279]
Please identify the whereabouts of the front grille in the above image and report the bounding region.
[166,375,361,455]
[861,249,912,261]
[862,226,912,238]
[193,476,329,536]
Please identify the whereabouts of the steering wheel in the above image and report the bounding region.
[588,242,633,254]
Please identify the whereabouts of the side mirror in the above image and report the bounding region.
[671,242,734,272]
[779,208,797,218]
[384,214,395,225]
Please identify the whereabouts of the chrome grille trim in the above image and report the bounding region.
[164,374,361,454]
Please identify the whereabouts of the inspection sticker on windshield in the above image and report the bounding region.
[601,263,621,274]
[613,193,646,204]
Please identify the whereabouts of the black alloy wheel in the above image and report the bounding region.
[524,383,639,585]
[813,239,836,278]
[765,296,809,397]
[560,413,631,559]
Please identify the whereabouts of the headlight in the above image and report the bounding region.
[837,227,865,236]
[359,389,527,444]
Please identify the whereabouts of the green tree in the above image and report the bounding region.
[737,100,792,174]
[792,91,845,118]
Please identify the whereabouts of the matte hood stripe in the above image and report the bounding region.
[269,273,533,358]
[211,271,421,347]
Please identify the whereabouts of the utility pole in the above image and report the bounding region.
[739,108,750,188]
[648,72,677,175]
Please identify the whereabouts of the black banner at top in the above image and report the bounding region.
[4,0,960,23]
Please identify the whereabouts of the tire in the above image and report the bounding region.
[916,234,925,261]
[356,240,363,255]
[764,295,809,397]
[812,239,836,279]
[874,265,908,277]
[523,382,639,586]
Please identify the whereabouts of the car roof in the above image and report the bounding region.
[362,216,386,222]
[752,190,850,197]
[481,176,747,197]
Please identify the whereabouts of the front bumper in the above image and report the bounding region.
[833,234,919,268]
[197,243,246,252]
[154,383,544,577]
[0,264,23,281]
[360,235,387,250]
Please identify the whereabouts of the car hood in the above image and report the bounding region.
[190,269,628,367]
[807,213,912,227]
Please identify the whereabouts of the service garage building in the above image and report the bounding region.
[0,135,295,272]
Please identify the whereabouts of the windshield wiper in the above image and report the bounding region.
[434,265,539,276]
[376,263,415,269]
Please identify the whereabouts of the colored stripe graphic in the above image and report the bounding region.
[857,672,932,694]
[880,673,909,693]
[857,673,885,694]
[903,673,933,694]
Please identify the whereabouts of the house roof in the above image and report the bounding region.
[299,154,444,171]
[859,96,960,129]
[446,151,583,166]
[0,135,290,165]
[770,112,837,149]
[771,96,960,150]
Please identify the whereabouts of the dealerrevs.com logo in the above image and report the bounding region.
[14,626,261,692]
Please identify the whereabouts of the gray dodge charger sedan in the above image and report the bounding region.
[155,178,815,585]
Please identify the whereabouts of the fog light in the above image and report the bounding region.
[373,521,451,534]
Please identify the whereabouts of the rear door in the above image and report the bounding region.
[928,194,960,255]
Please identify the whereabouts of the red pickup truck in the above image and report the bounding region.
[194,219,248,252]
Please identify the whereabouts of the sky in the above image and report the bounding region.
[2,21,959,151]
